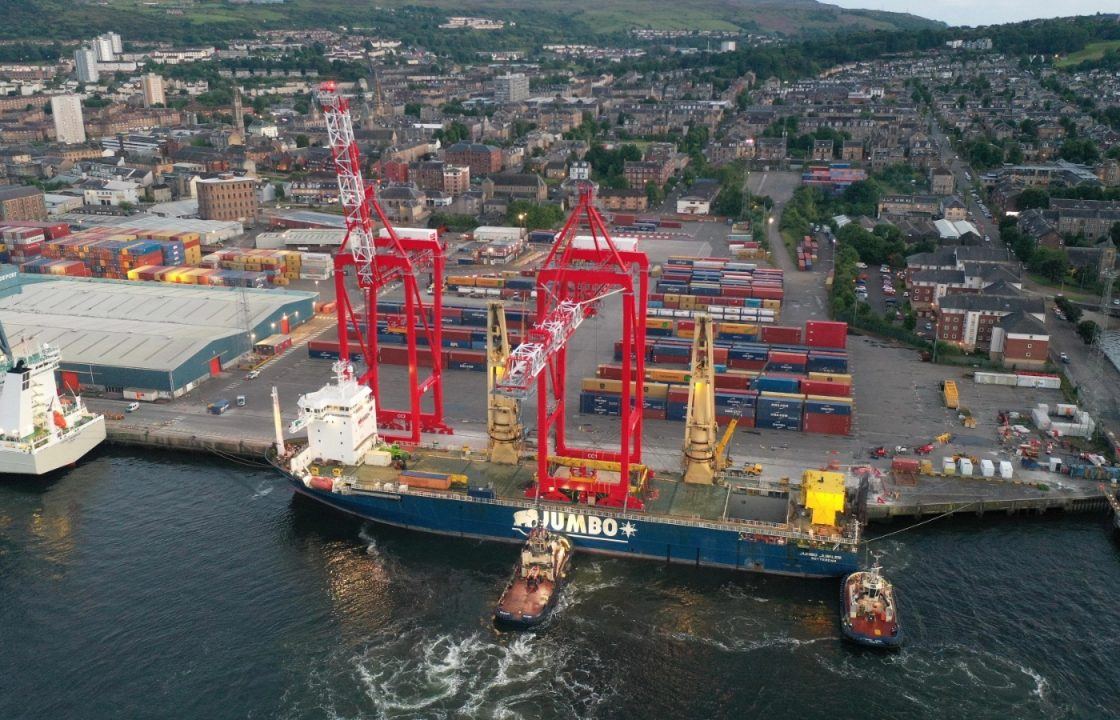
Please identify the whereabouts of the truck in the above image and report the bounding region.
[208,399,231,415]
[942,380,959,410]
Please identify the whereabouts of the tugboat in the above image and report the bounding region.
[494,524,572,629]
[841,559,903,649]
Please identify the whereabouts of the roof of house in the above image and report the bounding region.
[998,310,1048,336]
[0,186,42,202]
[938,292,1043,315]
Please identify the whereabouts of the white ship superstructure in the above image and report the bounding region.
[286,361,391,480]
[0,323,105,475]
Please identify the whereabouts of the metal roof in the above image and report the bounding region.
[0,277,313,372]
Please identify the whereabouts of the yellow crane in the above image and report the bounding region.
[486,302,522,464]
[683,314,719,484]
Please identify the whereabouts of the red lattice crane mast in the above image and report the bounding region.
[493,185,649,510]
[318,81,451,443]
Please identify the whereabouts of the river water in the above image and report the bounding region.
[2,449,1118,719]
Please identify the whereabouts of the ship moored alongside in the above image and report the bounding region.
[0,322,105,476]
[272,362,864,579]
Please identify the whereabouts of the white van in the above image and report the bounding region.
[126,402,140,413]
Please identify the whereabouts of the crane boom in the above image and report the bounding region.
[493,300,586,397]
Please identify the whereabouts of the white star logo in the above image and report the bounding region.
[620,521,637,538]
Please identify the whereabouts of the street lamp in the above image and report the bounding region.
[517,212,527,227]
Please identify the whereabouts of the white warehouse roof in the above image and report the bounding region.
[0,277,314,372]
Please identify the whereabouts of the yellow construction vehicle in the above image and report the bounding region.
[714,417,738,471]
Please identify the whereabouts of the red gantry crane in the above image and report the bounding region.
[493,184,650,510]
[318,81,451,443]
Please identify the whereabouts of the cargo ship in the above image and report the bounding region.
[0,324,106,475]
[271,362,863,578]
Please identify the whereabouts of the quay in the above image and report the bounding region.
[101,415,1114,525]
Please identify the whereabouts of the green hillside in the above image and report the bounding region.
[0,0,942,43]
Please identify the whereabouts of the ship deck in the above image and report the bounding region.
[346,452,837,534]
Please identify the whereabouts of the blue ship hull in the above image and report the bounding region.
[283,472,859,578]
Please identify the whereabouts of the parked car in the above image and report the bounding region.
[126,402,140,413]
[246,370,261,380]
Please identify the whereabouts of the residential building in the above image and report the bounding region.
[494,73,530,104]
[677,179,721,215]
[597,188,648,212]
[989,311,1049,369]
[51,95,86,145]
[141,73,166,108]
[377,184,430,224]
[811,139,834,161]
[931,167,955,196]
[74,47,99,84]
[442,165,470,195]
[623,160,672,188]
[197,176,259,222]
[95,34,116,63]
[82,179,140,207]
[0,186,47,221]
[1051,199,1120,239]
[756,137,787,162]
[840,140,864,162]
[936,286,1045,352]
[482,173,547,202]
[444,141,502,176]
[941,196,968,221]
[878,194,939,218]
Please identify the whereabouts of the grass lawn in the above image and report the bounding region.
[1056,40,1120,68]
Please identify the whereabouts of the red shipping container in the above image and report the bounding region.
[800,380,851,398]
[761,326,802,344]
[728,358,767,371]
[598,364,623,380]
[714,373,751,390]
[381,345,434,365]
[667,388,691,403]
[717,414,755,428]
[804,320,848,349]
[642,407,667,420]
[803,413,851,435]
[892,458,920,473]
[750,286,784,300]
[769,350,808,364]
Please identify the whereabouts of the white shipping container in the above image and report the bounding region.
[980,459,995,477]
[1015,373,1060,389]
[999,460,1014,479]
[974,371,1018,386]
[958,458,973,476]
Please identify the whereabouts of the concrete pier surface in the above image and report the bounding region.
[88,205,1113,526]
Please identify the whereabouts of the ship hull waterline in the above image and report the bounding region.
[0,416,107,476]
[277,467,860,579]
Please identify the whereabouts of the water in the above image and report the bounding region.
[2,449,1119,719]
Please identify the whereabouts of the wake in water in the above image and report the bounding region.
[285,626,615,720]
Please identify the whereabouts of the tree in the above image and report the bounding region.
[1015,188,1050,211]
[645,181,664,208]
[1059,138,1099,165]
[1028,246,1069,282]
[1110,222,1120,249]
[506,200,564,231]
[1055,295,1081,323]
[295,134,310,148]
[1076,320,1101,345]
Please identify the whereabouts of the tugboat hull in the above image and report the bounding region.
[840,572,903,649]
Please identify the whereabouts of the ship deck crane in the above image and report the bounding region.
[683,314,719,484]
[318,81,451,444]
[492,185,649,510]
[486,301,522,464]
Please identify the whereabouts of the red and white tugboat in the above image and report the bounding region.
[494,525,572,630]
[841,559,903,649]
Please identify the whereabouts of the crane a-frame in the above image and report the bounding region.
[318,81,451,444]
[493,185,649,510]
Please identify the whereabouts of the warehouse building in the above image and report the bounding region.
[0,271,315,398]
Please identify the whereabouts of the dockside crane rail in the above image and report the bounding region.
[317,80,451,443]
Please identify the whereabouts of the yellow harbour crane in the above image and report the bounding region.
[486,302,523,464]
[683,314,719,484]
